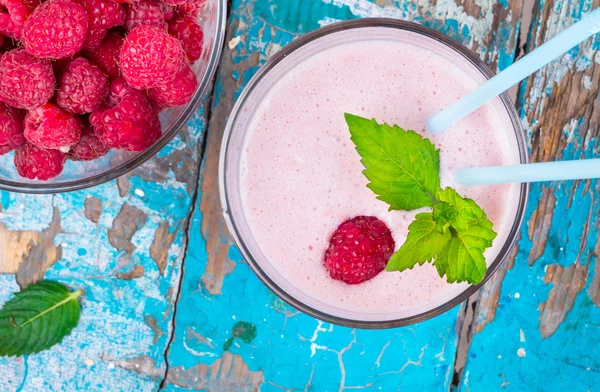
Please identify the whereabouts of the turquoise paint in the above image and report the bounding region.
[15,356,27,392]
[0,0,538,390]
[1,191,11,210]
[462,24,470,40]
[0,94,207,390]
[461,120,600,390]
[251,0,355,33]
[495,21,518,71]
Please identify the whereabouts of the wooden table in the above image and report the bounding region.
[1,0,599,390]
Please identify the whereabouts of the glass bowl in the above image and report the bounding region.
[219,19,529,329]
[0,0,227,194]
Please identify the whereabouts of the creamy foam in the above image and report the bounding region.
[239,38,521,319]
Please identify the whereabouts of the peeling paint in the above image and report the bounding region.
[84,197,103,223]
[0,207,62,286]
[150,222,178,275]
[539,262,588,338]
[117,265,146,280]
[0,85,208,390]
[462,1,600,389]
[108,204,148,253]
[15,207,62,288]
[145,315,166,345]
[167,353,263,391]
[103,355,165,380]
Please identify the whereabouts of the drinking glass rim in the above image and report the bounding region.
[219,18,529,329]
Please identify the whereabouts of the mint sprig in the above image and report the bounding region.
[345,113,440,210]
[0,281,82,357]
[346,114,497,284]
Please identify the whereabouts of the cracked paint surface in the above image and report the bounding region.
[462,1,600,390]
[6,0,596,390]
[0,101,208,390]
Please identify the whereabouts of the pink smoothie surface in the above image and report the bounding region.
[239,38,521,319]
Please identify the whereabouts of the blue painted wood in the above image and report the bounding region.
[0,104,209,391]
[460,1,600,390]
[0,0,534,390]
[163,0,524,390]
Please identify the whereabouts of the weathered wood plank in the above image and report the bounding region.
[164,0,524,390]
[461,1,600,390]
[0,104,209,391]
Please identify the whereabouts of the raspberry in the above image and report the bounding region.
[24,104,83,150]
[0,14,20,39]
[57,57,110,114]
[324,216,395,285]
[0,143,13,155]
[120,25,186,89]
[0,102,25,148]
[0,48,55,110]
[21,0,88,59]
[84,32,124,78]
[0,0,40,38]
[175,1,205,18]
[163,3,174,20]
[69,126,109,160]
[164,0,202,6]
[125,0,171,30]
[168,15,203,62]
[90,78,161,151]
[14,142,66,180]
[72,0,126,50]
[148,64,197,109]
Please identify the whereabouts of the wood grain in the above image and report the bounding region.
[461,1,600,389]
[0,123,208,390]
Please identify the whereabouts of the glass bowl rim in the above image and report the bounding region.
[219,18,530,329]
[0,0,228,194]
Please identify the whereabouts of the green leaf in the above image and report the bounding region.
[345,113,440,211]
[433,188,497,284]
[434,225,496,284]
[0,281,82,357]
[432,202,456,233]
[436,187,488,232]
[387,212,451,272]
[388,187,497,284]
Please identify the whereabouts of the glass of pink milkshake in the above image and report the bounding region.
[219,19,528,328]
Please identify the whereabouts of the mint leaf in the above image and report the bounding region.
[386,212,451,272]
[434,188,496,283]
[389,191,496,284]
[436,187,488,232]
[345,113,440,211]
[0,281,82,357]
[435,222,496,284]
[432,202,455,233]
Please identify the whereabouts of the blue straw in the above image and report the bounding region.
[428,8,600,133]
[456,159,600,186]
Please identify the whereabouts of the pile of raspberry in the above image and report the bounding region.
[0,0,206,180]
